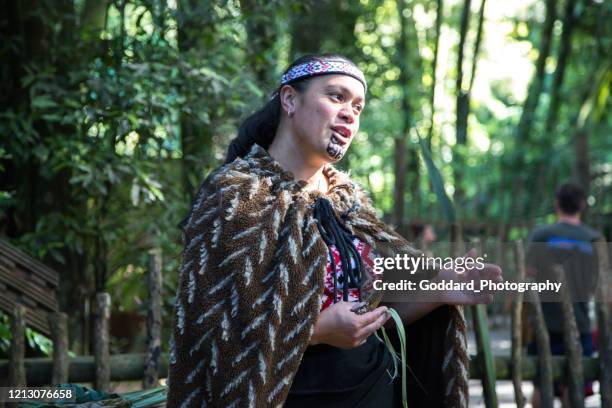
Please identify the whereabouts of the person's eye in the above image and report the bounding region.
[354,104,364,112]
[330,93,344,101]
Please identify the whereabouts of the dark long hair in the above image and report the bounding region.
[224,53,360,163]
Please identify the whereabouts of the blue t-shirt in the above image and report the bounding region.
[526,221,601,334]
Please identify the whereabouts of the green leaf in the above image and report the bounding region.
[31,96,58,110]
[244,80,264,98]
[415,129,456,224]
[41,113,63,122]
[198,67,230,86]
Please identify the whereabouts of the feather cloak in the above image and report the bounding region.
[167,144,469,407]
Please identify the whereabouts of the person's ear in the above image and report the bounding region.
[279,85,298,117]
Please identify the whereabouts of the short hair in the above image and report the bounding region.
[555,182,586,215]
[409,221,425,239]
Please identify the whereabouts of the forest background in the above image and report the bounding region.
[1,0,610,356]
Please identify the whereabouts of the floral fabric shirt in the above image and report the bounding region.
[320,237,379,310]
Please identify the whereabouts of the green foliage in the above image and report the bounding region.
[25,328,53,356]
[0,0,262,349]
[0,311,52,357]
[0,312,9,354]
[417,130,456,224]
[0,0,610,353]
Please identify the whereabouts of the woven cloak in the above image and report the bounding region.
[167,144,469,407]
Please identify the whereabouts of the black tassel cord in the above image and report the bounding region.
[313,197,362,303]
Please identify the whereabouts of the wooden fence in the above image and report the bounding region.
[1,242,611,408]
[1,249,163,392]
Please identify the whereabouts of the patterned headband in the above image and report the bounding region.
[280,59,367,92]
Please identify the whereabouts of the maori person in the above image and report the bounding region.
[167,53,503,407]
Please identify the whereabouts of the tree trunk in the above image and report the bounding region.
[574,128,589,192]
[543,0,577,137]
[572,56,609,196]
[454,0,486,213]
[393,0,408,229]
[527,0,595,221]
[515,0,557,145]
[239,0,278,92]
[505,0,556,226]
[453,0,471,209]
[177,0,216,201]
[290,1,361,60]
[394,0,421,232]
[393,136,407,230]
[80,0,109,38]
[426,0,443,150]
[468,0,486,94]
[455,0,471,147]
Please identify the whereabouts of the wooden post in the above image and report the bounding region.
[8,304,26,387]
[82,291,90,355]
[450,223,464,257]
[48,312,69,384]
[143,248,163,389]
[495,222,506,265]
[94,293,111,392]
[468,230,497,407]
[595,239,612,408]
[511,240,526,407]
[472,305,498,407]
[551,264,585,408]
[525,286,554,408]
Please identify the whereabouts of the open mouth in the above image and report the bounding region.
[331,126,352,139]
[331,133,346,146]
[331,130,349,145]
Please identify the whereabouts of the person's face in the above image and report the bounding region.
[423,225,437,244]
[283,74,366,166]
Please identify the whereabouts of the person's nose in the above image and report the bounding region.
[338,105,355,124]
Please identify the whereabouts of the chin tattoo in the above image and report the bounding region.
[326,135,346,160]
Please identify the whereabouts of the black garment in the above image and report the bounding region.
[386,306,450,408]
[526,222,601,334]
[286,199,398,407]
[285,335,398,407]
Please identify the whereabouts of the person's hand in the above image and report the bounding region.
[309,302,390,349]
[435,248,503,305]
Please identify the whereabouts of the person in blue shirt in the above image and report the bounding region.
[527,182,601,408]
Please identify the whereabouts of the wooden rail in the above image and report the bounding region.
[0,354,602,386]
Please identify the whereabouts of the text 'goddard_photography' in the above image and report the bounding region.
[1,1,611,408]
